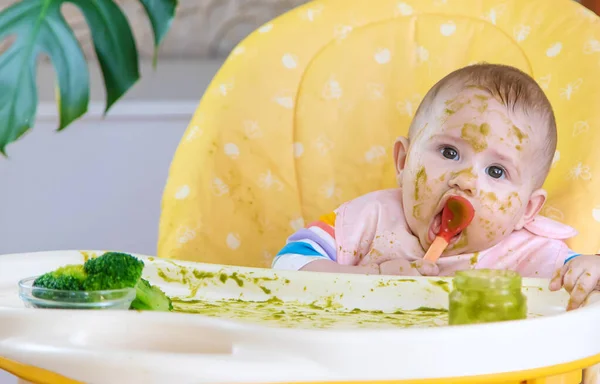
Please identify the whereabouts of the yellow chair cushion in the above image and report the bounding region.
[158,0,600,267]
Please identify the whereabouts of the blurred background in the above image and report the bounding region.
[0,0,308,257]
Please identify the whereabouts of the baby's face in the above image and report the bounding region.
[400,88,545,255]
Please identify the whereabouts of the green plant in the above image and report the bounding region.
[0,0,178,155]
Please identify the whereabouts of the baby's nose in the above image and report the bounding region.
[449,173,477,197]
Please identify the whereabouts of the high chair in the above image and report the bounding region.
[156,0,600,382]
[159,0,600,270]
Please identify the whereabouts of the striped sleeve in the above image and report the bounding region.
[272,212,338,271]
[564,249,581,264]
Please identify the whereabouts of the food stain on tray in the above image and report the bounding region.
[154,261,292,297]
[150,259,545,328]
[171,297,449,329]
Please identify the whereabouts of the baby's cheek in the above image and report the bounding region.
[479,191,499,211]
[477,216,497,241]
[477,191,523,240]
[410,166,427,222]
[498,192,523,216]
[411,165,444,223]
[479,191,522,215]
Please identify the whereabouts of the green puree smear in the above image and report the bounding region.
[153,263,541,329]
[155,262,451,328]
[171,298,449,329]
[154,262,284,297]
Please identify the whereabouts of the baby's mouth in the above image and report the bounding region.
[427,210,463,246]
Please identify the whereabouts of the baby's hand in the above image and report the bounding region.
[379,258,439,276]
[549,255,600,310]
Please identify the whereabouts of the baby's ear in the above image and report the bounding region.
[393,137,410,186]
[515,189,547,230]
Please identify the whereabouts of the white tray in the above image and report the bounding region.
[1,250,599,383]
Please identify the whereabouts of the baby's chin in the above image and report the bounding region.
[420,230,494,257]
[421,228,468,255]
[441,247,472,257]
[441,237,504,257]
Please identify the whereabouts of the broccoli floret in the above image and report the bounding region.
[33,264,87,290]
[130,278,173,312]
[31,252,172,312]
[83,252,144,291]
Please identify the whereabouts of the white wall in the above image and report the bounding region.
[0,59,223,256]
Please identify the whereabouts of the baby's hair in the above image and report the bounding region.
[408,63,557,188]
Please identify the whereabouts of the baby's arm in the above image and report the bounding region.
[271,216,435,275]
[272,239,379,274]
[272,214,380,274]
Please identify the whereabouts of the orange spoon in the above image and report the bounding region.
[423,196,475,263]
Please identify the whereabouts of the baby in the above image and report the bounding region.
[272,63,600,310]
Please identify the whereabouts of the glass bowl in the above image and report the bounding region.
[18,276,136,310]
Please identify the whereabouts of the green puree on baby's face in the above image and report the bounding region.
[171,298,449,329]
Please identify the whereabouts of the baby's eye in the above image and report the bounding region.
[486,166,506,179]
[440,146,459,160]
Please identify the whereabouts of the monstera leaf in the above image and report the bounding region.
[0,0,177,154]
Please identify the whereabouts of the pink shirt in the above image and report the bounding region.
[335,189,577,278]
[273,189,579,278]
